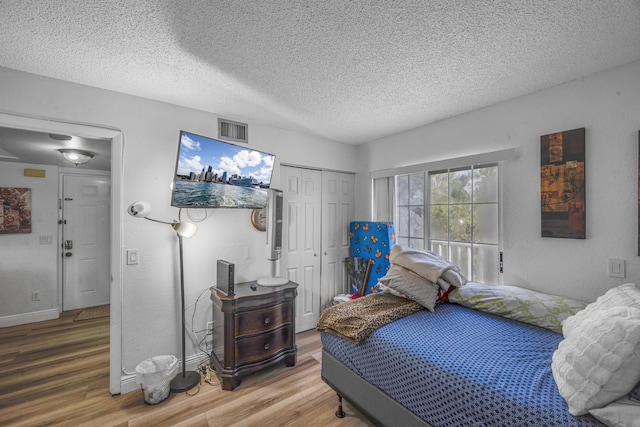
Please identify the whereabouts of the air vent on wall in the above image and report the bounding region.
[218,118,248,144]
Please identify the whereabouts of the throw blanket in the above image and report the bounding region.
[389,245,467,291]
[316,293,422,344]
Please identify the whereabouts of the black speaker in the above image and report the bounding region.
[265,188,284,261]
[216,260,235,295]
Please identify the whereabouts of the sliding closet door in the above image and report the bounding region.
[281,166,322,332]
[321,171,355,311]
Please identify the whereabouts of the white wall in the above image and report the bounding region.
[3,58,638,390]
[356,59,640,303]
[0,67,357,390]
[0,162,59,324]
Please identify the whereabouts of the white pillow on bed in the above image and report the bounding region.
[588,394,640,427]
[376,265,439,312]
[551,305,640,416]
[562,283,640,337]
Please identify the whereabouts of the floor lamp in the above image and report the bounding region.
[128,201,201,392]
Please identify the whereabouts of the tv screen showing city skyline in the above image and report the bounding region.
[171,131,275,209]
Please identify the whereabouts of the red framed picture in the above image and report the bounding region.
[0,187,32,234]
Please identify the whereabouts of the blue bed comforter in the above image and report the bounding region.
[320,303,602,427]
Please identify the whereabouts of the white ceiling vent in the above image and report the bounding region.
[218,118,248,144]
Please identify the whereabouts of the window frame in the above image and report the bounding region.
[393,162,503,284]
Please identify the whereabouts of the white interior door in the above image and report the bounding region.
[62,173,111,310]
[281,166,322,332]
[321,171,355,310]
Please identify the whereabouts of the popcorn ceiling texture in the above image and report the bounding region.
[0,0,639,144]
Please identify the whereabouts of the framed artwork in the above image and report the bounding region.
[0,187,32,234]
[540,128,585,239]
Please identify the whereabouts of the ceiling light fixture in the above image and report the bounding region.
[0,147,19,159]
[48,133,73,141]
[57,148,94,166]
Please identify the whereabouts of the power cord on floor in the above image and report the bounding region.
[192,363,217,389]
[204,366,216,386]
[185,383,200,397]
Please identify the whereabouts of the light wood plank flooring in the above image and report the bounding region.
[0,309,374,427]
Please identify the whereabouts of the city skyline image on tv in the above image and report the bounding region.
[171,131,276,209]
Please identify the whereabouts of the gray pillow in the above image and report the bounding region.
[377,265,439,312]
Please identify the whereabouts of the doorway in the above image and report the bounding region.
[0,112,123,395]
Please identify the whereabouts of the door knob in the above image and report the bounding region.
[65,252,72,257]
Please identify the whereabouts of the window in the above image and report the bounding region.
[396,174,425,249]
[395,164,500,284]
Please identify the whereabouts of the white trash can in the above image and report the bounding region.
[135,355,178,405]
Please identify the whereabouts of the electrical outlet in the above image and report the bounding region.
[32,291,40,301]
[207,321,214,330]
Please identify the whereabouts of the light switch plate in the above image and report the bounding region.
[608,258,625,278]
[127,249,139,265]
[39,235,54,245]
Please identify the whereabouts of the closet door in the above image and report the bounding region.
[281,166,322,332]
[321,171,355,311]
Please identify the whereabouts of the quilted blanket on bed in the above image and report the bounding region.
[321,303,603,426]
[316,293,422,343]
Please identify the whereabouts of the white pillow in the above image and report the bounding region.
[562,283,640,337]
[588,394,640,427]
[551,306,640,415]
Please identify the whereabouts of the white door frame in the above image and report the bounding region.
[0,112,124,395]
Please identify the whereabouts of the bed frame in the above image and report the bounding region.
[321,349,431,427]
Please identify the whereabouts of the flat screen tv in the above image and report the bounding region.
[171,131,276,209]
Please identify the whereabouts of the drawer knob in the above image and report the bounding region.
[264,343,270,350]
[264,317,270,324]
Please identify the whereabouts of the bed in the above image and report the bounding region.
[321,303,604,426]
[317,247,640,427]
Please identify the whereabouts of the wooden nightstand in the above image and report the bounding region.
[209,280,298,390]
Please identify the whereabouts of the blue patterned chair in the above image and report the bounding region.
[348,221,396,295]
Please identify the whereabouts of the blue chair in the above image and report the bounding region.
[348,222,396,295]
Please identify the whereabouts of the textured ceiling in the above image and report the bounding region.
[1,0,639,145]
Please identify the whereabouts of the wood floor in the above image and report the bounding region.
[0,309,374,427]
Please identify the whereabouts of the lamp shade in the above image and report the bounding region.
[173,221,197,238]
[128,201,152,217]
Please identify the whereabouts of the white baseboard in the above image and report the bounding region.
[119,351,210,395]
[0,308,59,328]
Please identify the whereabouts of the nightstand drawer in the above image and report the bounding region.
[235,303,291,336]
[235,326,292,365]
